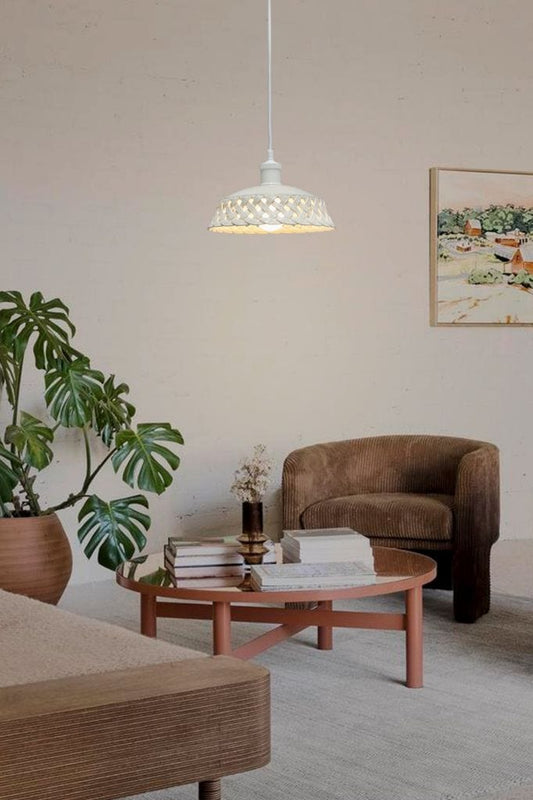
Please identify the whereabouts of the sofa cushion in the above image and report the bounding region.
[301,492,454,542]
[0,588,205,687]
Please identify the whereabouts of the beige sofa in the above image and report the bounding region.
[0,589,270,800]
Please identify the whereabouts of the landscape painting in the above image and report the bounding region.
[430,168,533,325]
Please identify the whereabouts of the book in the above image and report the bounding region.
[164,549,276,567]
[281,537,369,551]
[167,538,240,557]
[282,529,371,549]
[254,560,376,582]
[167,574,243,589]
[281,529,373,567]
[282,527,361,540]
[164,556,244,578]
[164,547,244,567]
[167,536,277,560]
[163,545,276,575]
[250,575,376,591]
[169,535,240,545]
[281,544,373,563]
[250,560,376,591]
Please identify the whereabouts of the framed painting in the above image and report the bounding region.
[430,167,533,325]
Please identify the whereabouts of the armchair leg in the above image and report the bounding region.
[452,547,492,623]
[199,780,221,800]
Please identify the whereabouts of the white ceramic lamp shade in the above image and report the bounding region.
[209,159,334,235]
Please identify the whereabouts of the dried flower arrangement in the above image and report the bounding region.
[230,444,272,503]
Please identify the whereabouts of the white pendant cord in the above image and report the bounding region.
[207,0,334,233]
[267,0,274,161]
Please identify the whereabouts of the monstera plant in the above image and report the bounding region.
[0,291,183,583]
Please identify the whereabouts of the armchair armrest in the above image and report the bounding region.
[0,656,270,800]
[282,443,351,529]
[454,444,500,550]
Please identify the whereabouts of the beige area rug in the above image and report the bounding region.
[478,789,533,800]
[62,584,533,800]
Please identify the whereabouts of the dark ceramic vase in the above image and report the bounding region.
[237,501,268,591]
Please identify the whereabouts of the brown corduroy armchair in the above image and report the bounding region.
[282,435,500,623]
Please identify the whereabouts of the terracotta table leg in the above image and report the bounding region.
[140,594,157,637]
[213,602,232,655]
[405,585,423,688]
[317,600,333,650]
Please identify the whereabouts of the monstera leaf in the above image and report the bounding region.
[0,344,16,406]
[5,412,54,471]
[92,375,135,447]
[77,494,150,570]
[44,358,104,428]
[0,291,78,369]
[112,423,184,495]
[0,444,22,503]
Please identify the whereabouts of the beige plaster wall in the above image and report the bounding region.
[2,0,532,583]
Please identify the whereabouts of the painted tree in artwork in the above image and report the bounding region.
[520,209,533,232]
[439,204,533,236]
[479,205,515,233]
[438,209,465,235]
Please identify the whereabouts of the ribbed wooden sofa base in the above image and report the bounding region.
[0,656,270,800]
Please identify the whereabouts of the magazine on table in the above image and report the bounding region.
[251,560,377,590]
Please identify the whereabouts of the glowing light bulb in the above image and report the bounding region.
[260,223,283,232]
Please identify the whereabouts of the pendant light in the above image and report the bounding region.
[208,0,334,235]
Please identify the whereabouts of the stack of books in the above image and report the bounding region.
[164,536,276,587]
[281,527,374,570]
[250,560,376,592]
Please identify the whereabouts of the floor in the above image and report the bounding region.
[490,538,533,598]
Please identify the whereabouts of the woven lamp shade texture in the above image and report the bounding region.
[209,186,335,234]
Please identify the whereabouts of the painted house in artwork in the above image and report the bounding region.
[510,244,533,274]
[508,228,528,243]
[495,229,528,247]
[464,218,482,236]
[494,243,518,270]
[496,236,521,247]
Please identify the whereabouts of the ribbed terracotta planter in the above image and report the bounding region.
[0,513,72,605]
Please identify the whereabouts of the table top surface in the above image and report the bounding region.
[116,547,437,603]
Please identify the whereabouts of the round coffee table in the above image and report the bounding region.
[116,546,436,688]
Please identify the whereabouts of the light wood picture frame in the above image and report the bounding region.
[430,167,533,326]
